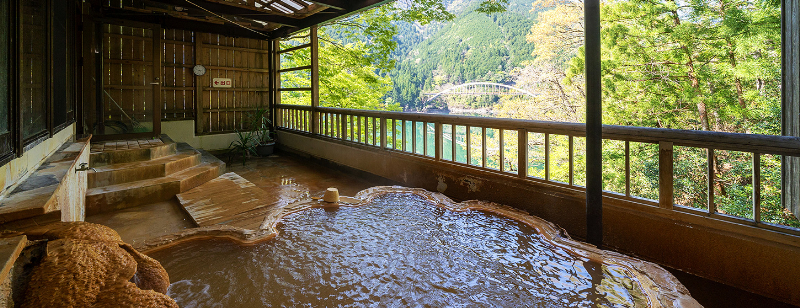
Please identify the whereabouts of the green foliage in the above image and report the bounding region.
[387,0,537,110]
[227,129,258,166]
[250,106,274,145]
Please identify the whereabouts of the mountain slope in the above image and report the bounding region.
[386,0,538,110]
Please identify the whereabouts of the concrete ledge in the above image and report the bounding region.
[0,137,90,224]
[276,130,800,306]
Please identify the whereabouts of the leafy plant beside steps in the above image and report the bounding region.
[227,106,275,166]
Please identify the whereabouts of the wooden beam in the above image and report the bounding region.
[272,0,394,38]
[305,0,347,10]
[100,7,272,40]
[147,0,302,27]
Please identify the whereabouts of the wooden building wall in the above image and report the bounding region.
[96,26,270,135]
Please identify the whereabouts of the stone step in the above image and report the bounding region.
[88,150,201,189]
[90,138,176,167]
[85,162,223,216]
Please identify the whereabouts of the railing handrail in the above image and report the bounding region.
[275,104,800,156]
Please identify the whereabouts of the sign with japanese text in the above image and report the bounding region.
[212,78,232,88]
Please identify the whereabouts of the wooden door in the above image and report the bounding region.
[91,23,161,140]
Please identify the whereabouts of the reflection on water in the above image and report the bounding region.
[150,194,647,307]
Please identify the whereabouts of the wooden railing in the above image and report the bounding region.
[275,104,800,235]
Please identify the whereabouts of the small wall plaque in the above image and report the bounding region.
[212,78,232,88]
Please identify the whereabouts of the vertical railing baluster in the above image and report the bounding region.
[403,120,407,152]
[659,141,674,209]
[357,116,361,143]
[389,119,395,149]
[334,114,338,138]
[349,115,354,141]
[569,136,575,186]
[424,122,429,156]
[435,122,443,160]
[482,127,487,168]
[544,133,550,181]
[335,114,340,138]
[466,126,472,165]
[372,117,377,146]
[380,118,387,149]
[412,121,417,154]
[341,114,347,140]
[518,129,528,178]
[708,148,715,214]
[452,125,457,161]
[625,140,630,196]
[499,129,505,172]
[753,153,761,223]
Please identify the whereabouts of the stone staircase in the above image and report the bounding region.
[85,136,225,216]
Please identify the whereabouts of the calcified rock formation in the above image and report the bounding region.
[20,222,177,308]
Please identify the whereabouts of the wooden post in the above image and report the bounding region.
[271,38,280,127]
[585,0,603,247]
[311,25,319,134]
[194,33,205,134]
[659,141,674,209]
[782,0,800,220]
[94,21,104,136]
[152,26,162,136]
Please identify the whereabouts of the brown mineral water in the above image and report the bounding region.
[149,193,647,307]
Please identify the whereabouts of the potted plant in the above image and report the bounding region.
[251,106,275,157]
[227,129,258,166]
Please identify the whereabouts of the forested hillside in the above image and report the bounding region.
[387,0,538,111]
[294,0,796,227]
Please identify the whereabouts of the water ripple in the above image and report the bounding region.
[151,193,647,308]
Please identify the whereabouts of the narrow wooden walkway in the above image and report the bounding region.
[177,172,277,230]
